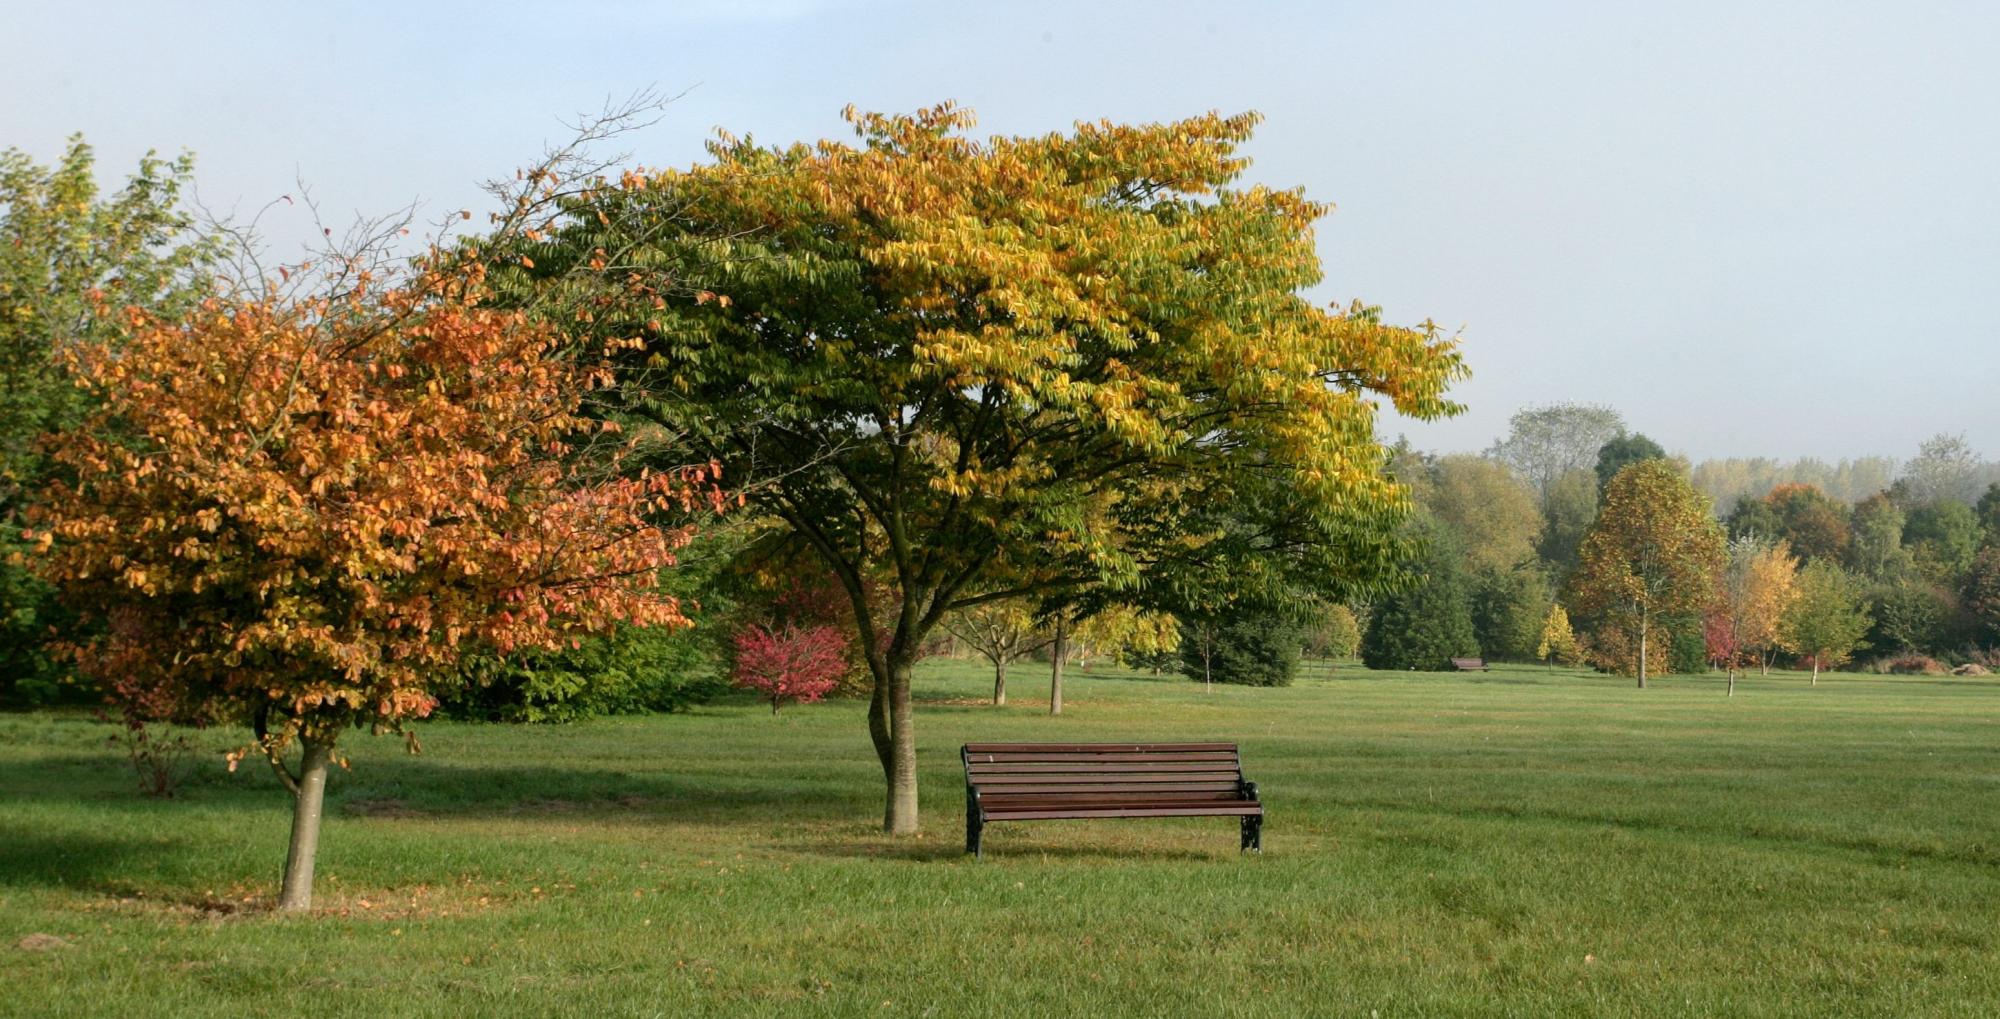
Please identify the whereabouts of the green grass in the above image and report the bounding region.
[3,660,1998,1017]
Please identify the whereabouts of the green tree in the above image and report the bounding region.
[1961,546,2000,649]
[1869,578,1952,656]
[1594,433,1668,495]
[1568,460,1725,688]
[1178,607,1300,687]
[1847,492,1912,582]
[1426,454,1542,573]
[1536,468,1599,578]
[1302,603,1362,660]
[0,137,215,701]
[1905,501,1980,584]
[1758,484,1850,564]
[509,105,1466,833]
[1780,561,1872,684]
[1360,522,1479,671]
[1976,483,2000,547]
[1470,566,1553,662]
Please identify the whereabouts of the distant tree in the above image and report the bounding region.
[1302,603,1362,660]
[28,258,714,912]
[1487,403,1626,501]
[1780,562,1872,684]
[1594,433,1669,495]
[1360,523,1479,671]
[1977,484,2000,547]
[1568,460,1725,688]
[1177,608,1301,687]
[1869,578,1953,656]
[0,138,217,702]
[1536,604,1583,668]
[1072,605,1178,673]
[943,600,1051,706]
[1904,501,1980,584]
[1960,546,2000,649]
[1537,468,1599,577]
[1706,536,1799,693]
[1726,498,1784,544]
[1847,492,1913,582]
[732,623,849,713]
[1470,566,1553,661]
[1759,484,1850,564]
[1426,454,1543,573]
[1898,433,1982,507]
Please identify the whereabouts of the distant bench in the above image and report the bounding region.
[960,742,1263,857]
[1451,657,1490,672]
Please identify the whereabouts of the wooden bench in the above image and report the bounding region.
[960,742,1262,857]
[1451,657,1490,672]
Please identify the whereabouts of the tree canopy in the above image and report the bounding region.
[505,103,1466,832]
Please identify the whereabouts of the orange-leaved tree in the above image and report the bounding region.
[1569,460,1725,688]
[29,259,718,911]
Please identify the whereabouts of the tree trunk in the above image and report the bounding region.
[993,658,1007,706]
[882,657,918,834]
[1636,610,1649,690]
[1049,618,1067,716]
[277,737,334,912]
[1811,654,1820,686]
[1727,666,1736,697]
[1202,636,1213,693]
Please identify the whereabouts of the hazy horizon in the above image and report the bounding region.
[7,1,1995,462]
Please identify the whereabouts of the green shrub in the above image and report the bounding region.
[1179,612,1300,687]
[1361,524,1479,671]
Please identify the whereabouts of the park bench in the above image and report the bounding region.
[960,742,1263,857]
[1451,657,1490,672]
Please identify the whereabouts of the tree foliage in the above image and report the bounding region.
[28,259,715,910]
[1177,606,1300,687]
[507,104,1466,832]
[1536,603,1583,667]
[1360,522,1479,671]
[1568,460,1724,687]
[1594,433,1668,495]
[0,137,216,701]
[1780,561,1872,683]
[731,623,848,713]
[1486,402,1624,501]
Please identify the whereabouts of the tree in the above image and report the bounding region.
[1360,522,1479,671]
[1758,483,1850,564]
[943,600,1051,706]
[1905,501,1980,584]
[1898,433,1982,507]
[1426,454,1542,573]
[509,105,1466,832]
[1470,566,1553,662]
[1536,468,1599,577]
[1847,492,1912,582]
[28,258,714,912]
[1486,403,1625,502]
[1594,433,1668,495]
[1706,536,1799,693]
[1870,578,1952,656]
[1568,460,1725,688]
[1536,604,1583,668]
[1963,546,2000,648]
[0,137,216,701]
[1179,607,1302,687]
[1302,603,1362,660]
[731,623,848,713]
[1780,562,1872,684]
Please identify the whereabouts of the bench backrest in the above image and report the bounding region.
[1451,657,1487,669]
[961,742,1247,806]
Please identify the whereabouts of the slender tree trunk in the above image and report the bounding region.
[277,737,334,912]
[1811,654,1820,686]
[993,657,1007,706]
[1727,665,1737,697]
[1202,637,1213,693]
[1636,609,1649,690]
[883,657,918,834]
[1049,618,1067,716]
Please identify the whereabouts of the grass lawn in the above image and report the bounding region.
[3,659,1998,1017]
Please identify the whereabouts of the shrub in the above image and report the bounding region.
[1887,654,1948,676]
[1360,523,1479,671]
[731,623,849,712]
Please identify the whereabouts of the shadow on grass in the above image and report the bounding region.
[0,823,145,889]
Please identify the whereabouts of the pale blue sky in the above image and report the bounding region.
[7,1,1995,461]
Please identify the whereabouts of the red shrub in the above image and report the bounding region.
[731,624,849,713]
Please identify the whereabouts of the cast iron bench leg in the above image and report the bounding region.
[965,788,984,858]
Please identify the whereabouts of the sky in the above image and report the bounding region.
[7,0,1996,462]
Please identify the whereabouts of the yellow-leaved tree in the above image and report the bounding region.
[502,104,1466,832]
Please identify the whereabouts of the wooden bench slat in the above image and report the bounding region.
[965,752,1240,764]
[963,742,1238,752]
[977,782,1244,794]
[982,805,1264,820]
[968,761,1240,774]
